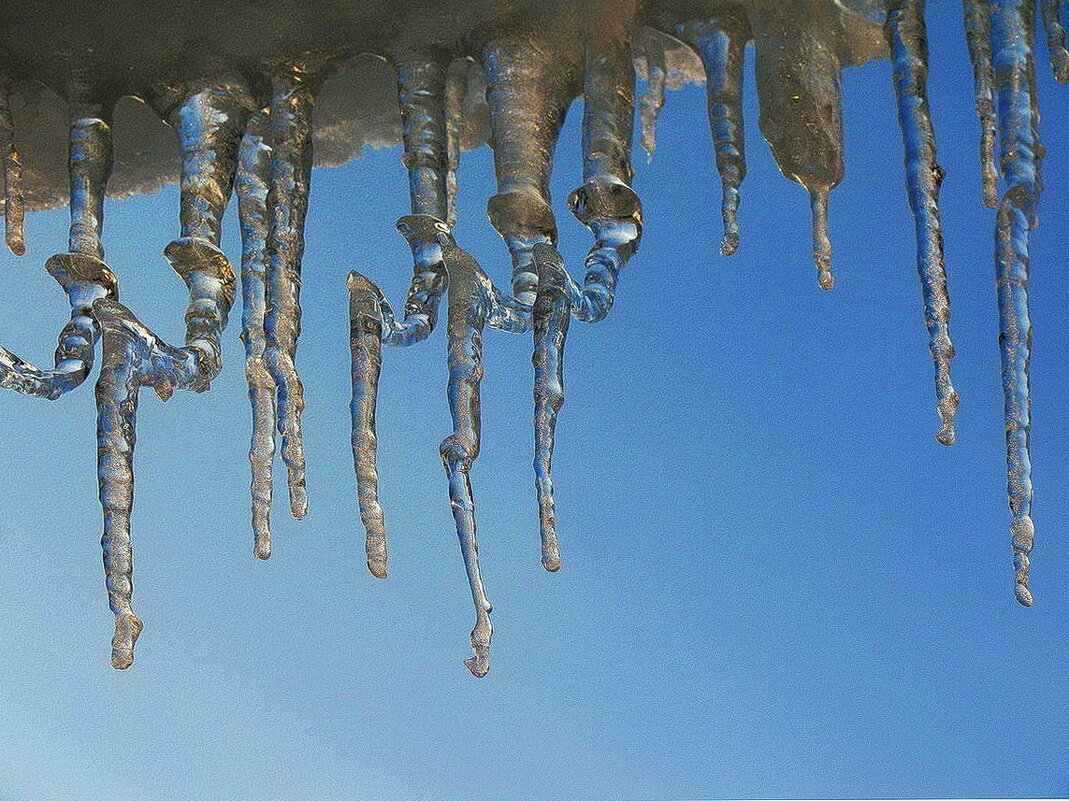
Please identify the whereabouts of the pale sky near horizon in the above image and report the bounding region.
[0,4,1067,799]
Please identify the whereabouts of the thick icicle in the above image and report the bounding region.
[1041,0,1068,82]
[263,63,324,521]
[638,34,667,163]
[674,12,750,255]
[990,0,1041,606]
[397,57,451,222]
[886,0,960,446]
[963,0,1000,207]
[483,31,580,307]
[0,82,24,256]
[348,271,387,578]
[92,77,247,666]
[0,100,118,398]
[235,128,276,559]
[752,3,845,289]
[439,239,497,677]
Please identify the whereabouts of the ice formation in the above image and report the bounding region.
[0,0,1065,674]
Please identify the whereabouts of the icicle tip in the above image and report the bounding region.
[110,613,143,670]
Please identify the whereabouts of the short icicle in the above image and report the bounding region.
[962,0,1000,207]
[93,74,249,666]
[1041,0,1068,82]
[0,97,118,399]
[674,11,750,255]
[638,34,667,163]
[989,0,1040,606]
[0,81,24,256]
[886,0,960,445]
[235,126,276,559]
[263,62,326,522]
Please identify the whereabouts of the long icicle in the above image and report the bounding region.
[989,0,1040,606]
[1041,0,1068,82]
[674,12,750,255]
[0,99,118,398]
[94,76,248,667]
[263,62,324,522]
[963,0,1000,207]
[886,0,960,446]
[440,238,495,677]
[235,126,276,559]
[0,81,24,256]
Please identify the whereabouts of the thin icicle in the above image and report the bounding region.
[1041,0,1068,82]
[483,32,580,307]
[531,244,569,571]
[963,0,1000,207]
[0,83,24,256]
[444,65,465,228]
[990,0,1040,606]
[264,64,324,521]
[439,240,496,677]
[0,101,117,399]
[348,272,386,578]
[638,35,667,162]
[675,13,750,255]
[886,0,960,446]
[235,129,275,559]
[810,188,834,291]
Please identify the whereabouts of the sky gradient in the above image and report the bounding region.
[0,4,1067,799]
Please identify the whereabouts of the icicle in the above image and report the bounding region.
[235,128,275,559]
[444,65,465,228]
[348,271,387,578]
[531,244,569,571]
[396,57,450,222]
[0,81,24,256]
[674,12,750,255]
[1041,0,1068,82]
[752,6,844,289]
[963,0,1000,207]
[638,34,667,162]
[0,99,118,398]
[439,239,497,677]
[990,0,1040,606]
[263,63,325,521]
[886,0,960,445]
[483,31,580,307]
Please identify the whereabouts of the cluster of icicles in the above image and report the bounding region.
[0,0,1063,675]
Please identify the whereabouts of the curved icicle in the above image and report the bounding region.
[531,244,570,571]
[439,239,496,677]
[264,64,324,521]
[1041,0,1068,83]
[752,3,844,289]
[674,12,750,255]
[483,31,580,307]
[963,0,1000,208]
[235,128,276,559]
[0,101,118,398]
[990,0,1040,607]
[0,82,24,256]
[886,0,960,446]
[348,271,386,578]
[638,34,667,163]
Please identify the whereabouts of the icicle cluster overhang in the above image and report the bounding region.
[0,0,1064,674]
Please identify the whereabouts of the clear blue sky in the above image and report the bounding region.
[0,4,1067,799]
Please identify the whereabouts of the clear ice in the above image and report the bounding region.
[0,0,1065,672]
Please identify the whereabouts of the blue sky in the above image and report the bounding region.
[0,4,1067,799]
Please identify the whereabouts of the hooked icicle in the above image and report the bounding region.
[1041,0,1068,82]
[263,62,326,522]
[989,0,1040,607]
[235,128,275,559]
[673,12,750,255]
[886,0,959,446]
[638,34,667,162]
[0,81,24,256]
[439,239,497,677]
[483,30,580,307]
[0,98,118,398]
[963,0,1000,207]
[93,76,247,666]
